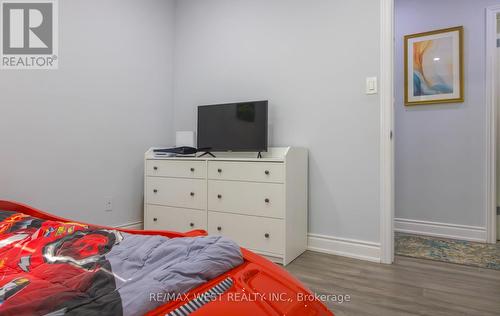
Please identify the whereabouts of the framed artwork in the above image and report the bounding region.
[404,26,464,105]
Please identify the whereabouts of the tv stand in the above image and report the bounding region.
[198,151,216,158]
[257,152,263,159]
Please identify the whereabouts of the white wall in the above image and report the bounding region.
[0,0,175,226]
[173,0,382,243]
[395,0,500,232]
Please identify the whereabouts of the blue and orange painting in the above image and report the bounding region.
[413,37,454,96]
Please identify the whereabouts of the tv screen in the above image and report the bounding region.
[197,101,268,152]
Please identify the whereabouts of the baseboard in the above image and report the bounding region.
[307,234,381,263]
[114,221,144,230]
[395,218,486,242]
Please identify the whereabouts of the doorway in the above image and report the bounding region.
[383,1,500,268]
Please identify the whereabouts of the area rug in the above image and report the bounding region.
[395,233,500,270]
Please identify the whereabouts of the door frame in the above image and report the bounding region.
[486,5,500,243]
[379,1,500,264]
[380,0,395,264]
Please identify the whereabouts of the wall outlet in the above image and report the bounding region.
[104,196,113,212]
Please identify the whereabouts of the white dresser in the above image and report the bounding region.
[143,147,308,265]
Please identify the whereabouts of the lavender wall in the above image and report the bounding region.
[173,0,382,243]
[0,0,176,226]
[395,0,500,229]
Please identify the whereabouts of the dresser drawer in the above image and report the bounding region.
[146,160,206,179]
[208,180,284,218]
[146,177,206,210]
[144,205,206,232]
[208,161,284,183]
[208,212,284,255]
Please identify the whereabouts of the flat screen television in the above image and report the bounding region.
[197,101,268,152]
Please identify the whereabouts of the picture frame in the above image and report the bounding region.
[404,26,464,106]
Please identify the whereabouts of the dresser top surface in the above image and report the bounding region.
[145,147,294,162]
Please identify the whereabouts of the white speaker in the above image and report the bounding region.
[175,131,195,147]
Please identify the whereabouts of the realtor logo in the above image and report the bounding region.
[1,0,58,69]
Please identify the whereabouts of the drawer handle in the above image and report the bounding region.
[217,168,222,173]
[190,168,195,172]
[217,226,222,231]
[265,198,270,203]
[265,170,270,175]
[153,218,158,222]
[153,166,158,171]
[153,189,158,193]
[265,233,270,238]
[217,194,222,199]
[190,222,195,227]
[190,192,195,197]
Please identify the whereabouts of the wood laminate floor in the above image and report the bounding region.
[285,251,500,316]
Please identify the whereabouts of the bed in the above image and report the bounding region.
[0,200,332,316]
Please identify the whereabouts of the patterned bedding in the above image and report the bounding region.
[0,210,243,316]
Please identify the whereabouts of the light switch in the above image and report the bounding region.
[366,77,378,95]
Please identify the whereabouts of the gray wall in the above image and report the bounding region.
[395,0,500,227]
[0,0,175,226]
[173,0,382,242]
